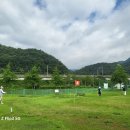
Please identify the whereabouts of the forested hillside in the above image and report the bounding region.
[75,59,130,75]
[1,44,130,75]
[0,44,69,74]
[75,62,118,75]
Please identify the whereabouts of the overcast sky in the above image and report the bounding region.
[0,0,130,69]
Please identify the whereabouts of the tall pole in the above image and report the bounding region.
[47,65,48,77]
[102,66,103,76]
[97,69,98,76]
[93,74,95,87]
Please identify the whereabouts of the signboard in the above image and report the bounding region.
[55,89,59,93]
[75,80,80,86]
[104,83,108,89]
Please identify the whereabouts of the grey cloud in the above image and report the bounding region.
[0,0,130,69]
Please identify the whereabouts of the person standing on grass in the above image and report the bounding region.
[98,86,101,96]
[122,85,127,96]
[0,86,6,104]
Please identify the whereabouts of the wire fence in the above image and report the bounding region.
[6,88,98,96]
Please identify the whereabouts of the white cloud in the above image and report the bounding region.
[46,0,115,19]
[0,0,130,69]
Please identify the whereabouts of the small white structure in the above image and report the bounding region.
[10,107,13,113]
[114,83,124,89]
[55,89,59,93]
[16,78,24,80]
[42,77,52,80]
[104,83,108,89]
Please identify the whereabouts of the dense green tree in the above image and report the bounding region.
[64,74,76,87]
[24,66,41,89]
[2,64,17,84]
[83,76,93,86]
[111,64,128,89]
[52,67,63,87]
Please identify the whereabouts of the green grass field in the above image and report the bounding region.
[0,90,130,130]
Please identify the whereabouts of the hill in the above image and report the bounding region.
[75,62,118,75]
[0,44,69,74]
[75,58,130,75]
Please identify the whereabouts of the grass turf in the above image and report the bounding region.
[0,90,130,130]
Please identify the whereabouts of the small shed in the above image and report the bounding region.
[104,83,108,89]
[114,83,124,89]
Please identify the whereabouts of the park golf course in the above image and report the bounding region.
[0,89,130,130]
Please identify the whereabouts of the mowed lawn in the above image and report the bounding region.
[0,90,130,130]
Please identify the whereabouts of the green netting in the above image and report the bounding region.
[7,88,98,96]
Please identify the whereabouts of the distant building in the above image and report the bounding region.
[114,83,124,89]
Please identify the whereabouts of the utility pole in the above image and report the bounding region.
[102,66,103,76]
[97,69,98,76]
[93,74,95,87]
[47,65,48,77]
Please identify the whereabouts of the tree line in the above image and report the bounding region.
[0,63,129,89]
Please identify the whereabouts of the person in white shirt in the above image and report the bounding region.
[0,86,6,104]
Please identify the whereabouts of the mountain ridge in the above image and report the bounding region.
[0,44,69,74]
[75,59,130,75]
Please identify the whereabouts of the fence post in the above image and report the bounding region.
[23,89,25,95]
